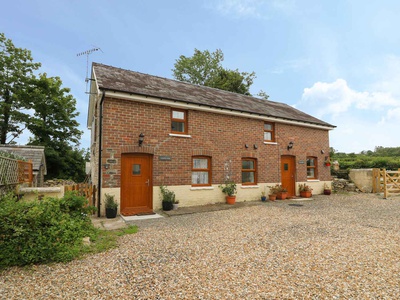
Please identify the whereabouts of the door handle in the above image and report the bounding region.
[145,179,150,186]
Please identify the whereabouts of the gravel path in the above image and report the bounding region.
[1,193,400,299]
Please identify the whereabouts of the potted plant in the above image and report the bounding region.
[275,185,288,200]
[219,181,237,204]
[105,193,118,218]
[324,183,332,195]
[160,185,175,211]
[173,199,179,210]
[267,185,279,201]
[298,183,312,198]
[261,191,267,202]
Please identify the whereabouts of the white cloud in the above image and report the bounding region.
[300,79,400,153]
[301,79,399,119]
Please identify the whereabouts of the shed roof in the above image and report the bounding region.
[91,62,335,129]
[0,145,46,174]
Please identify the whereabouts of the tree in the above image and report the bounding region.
[27,73,82,146]
[26,73,85,181]
[0,33,41,144]
[0,33,87,182]
[172,48,257,96]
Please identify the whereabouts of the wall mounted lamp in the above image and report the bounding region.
[138,133,145,146]
[245,144,249,149]
[253,144,258,150]
[287,141,294,150]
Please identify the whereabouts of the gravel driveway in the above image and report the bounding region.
[1,193,400,299]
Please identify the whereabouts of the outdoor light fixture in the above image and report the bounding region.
[253,144,258,150]
[287,141,294,150]
[138,133,145,146]
[245,144,249,148]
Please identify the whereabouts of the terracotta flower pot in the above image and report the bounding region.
[277,192,287,200]
[300,191,312,198]
[226,195,236,205]
[324,189,331,195]
[269,194,276,201]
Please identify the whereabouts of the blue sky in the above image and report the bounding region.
[1,0,400,153]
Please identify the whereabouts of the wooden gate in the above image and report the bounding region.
[372,168,400,198]
[65,183,96,206]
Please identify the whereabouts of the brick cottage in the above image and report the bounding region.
[87,63,335,216]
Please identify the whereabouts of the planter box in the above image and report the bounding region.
[106,208,117,219]
[277,192,288,200]
[300,191,312,198]
[162,201,173,211]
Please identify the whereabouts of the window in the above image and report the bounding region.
[307,157,318,179]
[264,122,275,142]
[171,109,188,134]
[242,158,257,185]
[192,156,211,186]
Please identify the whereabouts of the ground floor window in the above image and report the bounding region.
[192,156,211,186]
[242,158,257,185]
[307,157,318,179]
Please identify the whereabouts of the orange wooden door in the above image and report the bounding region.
[120,153,153,216]
[281,155,296,197]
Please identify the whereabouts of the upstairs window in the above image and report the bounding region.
[307,157,318,179]
[192,156,211,186]
[264,122,275,142]
[171,109,188,134]
[242,158,257,185]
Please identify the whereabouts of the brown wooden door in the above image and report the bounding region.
[281,155,296,197]
[121,153,153,216]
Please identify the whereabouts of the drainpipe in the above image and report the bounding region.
[97,91,106,217]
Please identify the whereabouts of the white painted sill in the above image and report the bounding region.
[240,185,260,189]
[190,186,214,191]
[307,180,320,182]
[263,142,278,145]
[169,133,192,138]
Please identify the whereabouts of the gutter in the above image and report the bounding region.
[97,91,105,217]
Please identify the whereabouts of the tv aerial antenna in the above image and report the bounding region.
[77,47,102,93]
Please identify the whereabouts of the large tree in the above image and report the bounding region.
[172,48,257,96]
[0,33,40,144]
[0,33,86,182]
[26,73,85,181]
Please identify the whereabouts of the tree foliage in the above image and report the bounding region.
[0,33,40,144]
[172,48,258,96]
[331,146,400,171]
[0,33,86,181]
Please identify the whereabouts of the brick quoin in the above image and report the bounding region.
[99,97,332,188]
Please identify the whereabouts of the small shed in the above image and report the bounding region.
[0,145,47,187]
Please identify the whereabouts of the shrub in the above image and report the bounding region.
[0,192,97,268]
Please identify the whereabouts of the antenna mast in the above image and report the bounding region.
[77,47,102,93]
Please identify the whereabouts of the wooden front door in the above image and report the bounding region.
[281,155,296,197]
[121,153,153,216]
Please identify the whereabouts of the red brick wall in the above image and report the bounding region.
[100,97,331,187]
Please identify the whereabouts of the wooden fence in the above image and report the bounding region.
[372,168,400,198]
[0,155,33,187]
[65,183,96,206]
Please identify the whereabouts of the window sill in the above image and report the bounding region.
[263,142,278,145]
[169,133,192,138]
[240,185,259,189]
[190,186,214,191]
[307,179,320,182]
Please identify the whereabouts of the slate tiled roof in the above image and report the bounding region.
[92,62,335,128]
[0,145,46,173]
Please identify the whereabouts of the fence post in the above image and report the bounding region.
[372,168,378,193]
[383,169,387,199]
